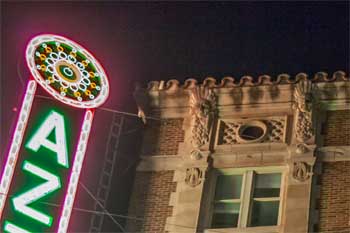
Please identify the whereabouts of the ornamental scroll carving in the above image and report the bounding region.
[185,167,203,187]
[189,86,216,149]
[294,79,315,144]
[292,162,311,182]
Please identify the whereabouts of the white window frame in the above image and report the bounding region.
[205,166,286,233]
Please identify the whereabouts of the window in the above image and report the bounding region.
[212,175,242,228]
[236,121,267,143]
[210,168,283,229]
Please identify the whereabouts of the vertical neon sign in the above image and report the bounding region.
[0,34,109,232]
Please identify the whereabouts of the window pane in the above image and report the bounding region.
[250,201,279,226]
[253,173,281,198]
[214,175,242,200]
[212,203,240,228]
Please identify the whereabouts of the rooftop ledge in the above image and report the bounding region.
[141,71,348,92]
[133,71,349,114]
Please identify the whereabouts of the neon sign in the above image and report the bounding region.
[0,34,109,232]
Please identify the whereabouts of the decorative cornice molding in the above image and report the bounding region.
[144,71,348,92]
[136,71,349,118]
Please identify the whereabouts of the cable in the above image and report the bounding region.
[99,106,160,121]
[39,201,144,221]
[79,182,126,232]
[0,191,142,221]
[0,189,220,232]
[4,86,350,232]
[1,190,349,233]
[33,94,161,121]
[16,56,25,88]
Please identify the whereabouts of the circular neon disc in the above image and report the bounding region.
[26,34,109,108]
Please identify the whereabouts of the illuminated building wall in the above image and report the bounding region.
[126,71,350,233]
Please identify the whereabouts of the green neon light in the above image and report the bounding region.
[4,221,31,233]
[1,103,81,231]
[11,161,61,227]
[25,110,69,168]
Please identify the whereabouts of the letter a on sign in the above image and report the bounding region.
[26,111,69,168]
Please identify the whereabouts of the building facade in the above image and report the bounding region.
[126,71,349,233]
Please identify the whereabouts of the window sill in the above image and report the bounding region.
[204,225,280,233]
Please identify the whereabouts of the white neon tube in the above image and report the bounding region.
[57,110,94,232]
[0,80,37,217]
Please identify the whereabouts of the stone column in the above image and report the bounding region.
[283,78,317,233]
[166,86,216,232]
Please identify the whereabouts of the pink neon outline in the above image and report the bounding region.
[25,34,110,109]
[0,80,37,218]
[1,34,107,231]
[56,109,94,232]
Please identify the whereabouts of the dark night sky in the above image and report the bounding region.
[1,1,349,232]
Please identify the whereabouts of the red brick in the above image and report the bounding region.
[126,171,177,232]
[323,110,350,146]
[318,161,350,232]
[141,118,185,156]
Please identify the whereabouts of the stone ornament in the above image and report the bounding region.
[190,150,202,160]
[292,162,311,182]
[191,117,209,148]
[185,167,203,187]
[189,86,216,149]
[294,79,315,143]
[296,143,308,154]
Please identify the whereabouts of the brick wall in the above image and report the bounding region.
[141,118,185,156]
[126,171,177,232]
[323,110,350,146]
[318,161,350,232]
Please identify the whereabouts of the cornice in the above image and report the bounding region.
[134,71,349,116]
[145,71,348,92]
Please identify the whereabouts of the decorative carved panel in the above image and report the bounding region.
[189,86,216,150]
[293,79,315,144]
[292,162,311,182]
[185,167,203,187]
[217,117,286,145]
